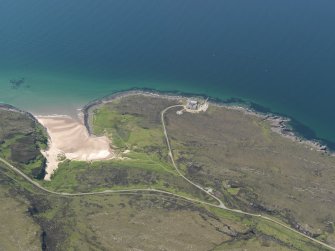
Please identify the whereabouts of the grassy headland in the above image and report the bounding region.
[0,92,334,250]
[0,107,47,179]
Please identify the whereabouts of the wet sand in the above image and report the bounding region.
[36,115,114,180]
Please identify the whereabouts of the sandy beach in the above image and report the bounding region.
[36,115,114,180]
[31,90,332,181]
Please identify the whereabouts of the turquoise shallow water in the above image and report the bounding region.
[0,1,335,146]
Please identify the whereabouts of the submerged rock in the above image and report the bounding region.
[9,77,25,89]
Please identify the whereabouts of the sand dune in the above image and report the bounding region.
[36,115,114,180]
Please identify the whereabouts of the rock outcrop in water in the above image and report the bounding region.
[9,77,27,89]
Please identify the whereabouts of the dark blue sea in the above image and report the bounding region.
[0,0,335,147]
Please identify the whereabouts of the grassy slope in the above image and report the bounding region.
[0,95,334,250]
[0,109,47,179]
[44,96,213,203]
[166,104,335,245]
[1,160,328,251]
[0,173,41,251]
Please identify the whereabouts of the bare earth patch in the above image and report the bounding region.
[36,115,114,180]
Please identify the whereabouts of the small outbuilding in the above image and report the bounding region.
[186,100,198,110]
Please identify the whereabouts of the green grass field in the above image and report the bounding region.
[0,94,334,250]
[1,160,329,251]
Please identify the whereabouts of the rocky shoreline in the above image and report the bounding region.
[265,115,328,152]
[2,88,332,156]
[223,104,331,154]
[0,103,43,128]
[80,89,332,156]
